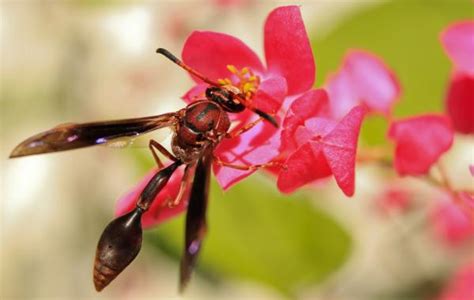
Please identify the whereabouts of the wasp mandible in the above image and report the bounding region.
[10,48,278,292]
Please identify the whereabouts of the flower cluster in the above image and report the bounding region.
[116,6,474,241]
[367,20,474,247]
[117,5,367,226]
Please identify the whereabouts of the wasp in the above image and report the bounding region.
[9,48,278,292]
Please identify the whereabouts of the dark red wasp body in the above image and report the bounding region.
[10,48,277,292]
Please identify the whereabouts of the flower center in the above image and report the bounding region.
[217,65,261,100]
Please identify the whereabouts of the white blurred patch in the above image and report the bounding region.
[0,6,4,42]
[102,6,152,56]
[441,135,474,190]
[3,158,51,226]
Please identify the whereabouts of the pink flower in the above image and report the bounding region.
[441,21,474,134]
[181,5,315,189]
[440,21,474,75]
[278,103,367,196]
[437,261,474,300]
[116,6,320,226]
[445,71,474,134]
[213,0,254,8]
[430,196,474,247]
[375,186,412,215]
[325,50,401,119]
[388,114,454,176]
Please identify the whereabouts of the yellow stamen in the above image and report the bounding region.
[227,65,238,74]
[220,65,260,101]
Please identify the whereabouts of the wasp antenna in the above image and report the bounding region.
[156,48,221,88]
[156,48,181,64]
[254,109,279,128]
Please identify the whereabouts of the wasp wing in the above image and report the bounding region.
[179,148,212,293]
[10,113,178,158]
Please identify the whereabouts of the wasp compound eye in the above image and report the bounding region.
[93,208,143,291]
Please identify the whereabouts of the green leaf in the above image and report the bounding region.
[146,176,351,296]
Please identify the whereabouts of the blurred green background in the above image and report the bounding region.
[1,1,473,299]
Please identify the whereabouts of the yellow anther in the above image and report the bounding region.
[227,65,238,74]
[219,65,261,101]
[242,82,253,93]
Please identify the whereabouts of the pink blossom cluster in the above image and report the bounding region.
[117,6,367,226]
[115,5,474,251]
[372,21,474,247]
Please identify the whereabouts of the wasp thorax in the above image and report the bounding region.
[93,208,143,291]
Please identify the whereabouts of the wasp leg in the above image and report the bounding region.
[225,117,263,139]
[168,163,196,208]
[213,155,285,171]
[149,139,177,168]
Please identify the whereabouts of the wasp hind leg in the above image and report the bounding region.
[168,163,196,208]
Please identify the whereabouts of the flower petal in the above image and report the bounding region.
[213,119,280,189]
[388,115,454,176]
[252,75,287,114]
[345,50,401,114]
[264,6,315,95]
[445,72,474,134]
[326,69,359,119]
[277,141,331,194]
[431,198,474,247]
[326,50,401,118]
[440,20,474,74]
[304,117,337,139]
[321,105,366,196]
[281,89,329,151]
[182,31,264,83]
[115,167,186,228]
[290,117,337,150]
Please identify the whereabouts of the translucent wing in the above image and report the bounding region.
[101,128,173,149]
[10,113,178,158]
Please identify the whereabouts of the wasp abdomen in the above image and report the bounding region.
[93,208,143,291]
